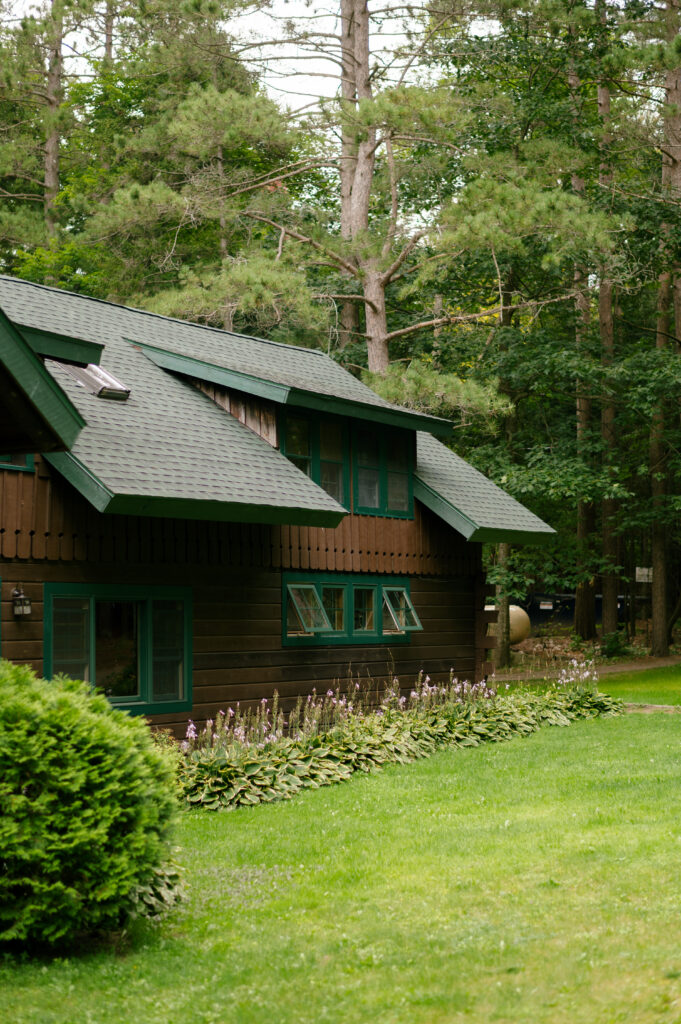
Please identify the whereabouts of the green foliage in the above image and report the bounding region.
[599,631,633,660]
[363,359,512,424]
[178,678,621,811]
[0,661,181,948]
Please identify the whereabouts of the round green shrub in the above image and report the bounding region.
[0,660,180,948]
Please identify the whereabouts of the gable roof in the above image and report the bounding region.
[415,433,555,545]
[0,275,450,436]
[0,275,554,543]
[40,338,346,527]
[0,306,85,454]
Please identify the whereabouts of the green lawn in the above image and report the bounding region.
[598,663,681,705]
[4,713,681,1024]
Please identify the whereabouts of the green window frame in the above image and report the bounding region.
[44,583,192,715]
[280,411,350,509]
[282,573,422,647]
[0,454,35,473]
[352,424,414,518]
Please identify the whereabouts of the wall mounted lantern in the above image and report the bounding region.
[12,585,32,617]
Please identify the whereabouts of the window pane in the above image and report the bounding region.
[95,600,140,699]
[382,597,403,633]
[286,593,309,636]
[290,455,311,476]
[356,429,379,467]
[0,454,31,470]
[152,600,184,702]
[322,587,345,632]
[387,442,409,471]
[387,472,409,511]
[357,467,380,508]
[287,585,331,632]
[53,598,90,681]
[354,588,375,632]
[286,417,310,457]
[321,461,344,503]
[320,422,343,461]
[384,588,421,630]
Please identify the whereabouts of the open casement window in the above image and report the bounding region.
[286,584,333,636]
[283,574,422,645]
[382,587,422,634]
[44,583,192,715]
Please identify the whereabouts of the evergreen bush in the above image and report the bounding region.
[0,661,180,949]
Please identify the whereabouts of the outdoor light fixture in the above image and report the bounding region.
[12,585,32,617]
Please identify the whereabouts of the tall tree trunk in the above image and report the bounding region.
[650,0,681,655]
[364,266,389,372]
[338,0,386,367]
[44,0,64,242]
[574,258,596,639]
[337,0,363,352]
[569,64,596,640]
[104,0,115,63]
[597,1,619,637]
[495,279,515,667]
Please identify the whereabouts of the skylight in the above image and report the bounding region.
[61,363,130,401]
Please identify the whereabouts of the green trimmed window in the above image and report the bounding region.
[283,573,422,646]
[280,412,350,507]
[353,425,413,517]
[280,412,414,519]
[44,583,192,715]
[0,454,34,473]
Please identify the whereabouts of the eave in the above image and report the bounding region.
[45,451,347,528]
[0,309,86,453]
[414,478,556,546]
[17,325,104,367]
[131,340,453,437]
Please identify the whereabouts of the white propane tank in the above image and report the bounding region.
[484,605,532,644]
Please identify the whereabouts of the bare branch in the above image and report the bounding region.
[381,230,427,285]
[244,212,359,277]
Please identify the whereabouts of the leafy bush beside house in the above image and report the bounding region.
[0,661,181,949]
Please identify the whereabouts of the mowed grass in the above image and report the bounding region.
[4,713,681,1024]
[598,663,681,705]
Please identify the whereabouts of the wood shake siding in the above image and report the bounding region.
[0,459,496,731]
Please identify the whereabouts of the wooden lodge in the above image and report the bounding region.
[0,276,554,733]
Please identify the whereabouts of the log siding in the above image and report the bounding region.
[0,459,496,730]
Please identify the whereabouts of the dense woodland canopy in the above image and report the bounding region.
[2,0,681,658]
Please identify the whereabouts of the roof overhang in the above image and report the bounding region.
[131,340,453,436]
[414,477,556,546]
[17,325,104,367]
[45,451,347,527]
[0,309,86,453]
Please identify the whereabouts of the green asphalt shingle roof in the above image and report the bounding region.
[0,275,554,541]
[0,275,449,435]
[0,306,84,453]
[40,339,346,525]
[415,433,555,545]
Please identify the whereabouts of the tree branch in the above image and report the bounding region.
[381,230,427,285]
[244,212,359,277]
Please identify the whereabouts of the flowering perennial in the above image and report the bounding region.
[174,668,622,812]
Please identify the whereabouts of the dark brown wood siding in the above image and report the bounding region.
[0,457,478,577]
[0,459,495,729]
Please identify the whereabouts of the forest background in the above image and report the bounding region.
[2,0,681,663]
